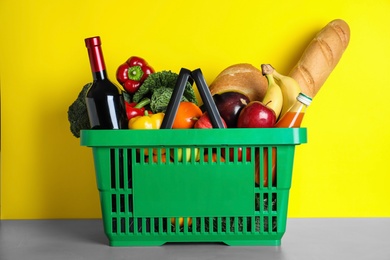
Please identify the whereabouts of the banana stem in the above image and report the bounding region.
[261,64,275,76]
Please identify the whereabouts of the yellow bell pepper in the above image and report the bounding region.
[129,112,165,157]
[128,112,164,129]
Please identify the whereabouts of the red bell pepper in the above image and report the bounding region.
[116,56,154,94]
[125,98,152,120]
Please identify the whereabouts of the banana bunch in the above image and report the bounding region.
[261,64,301,120]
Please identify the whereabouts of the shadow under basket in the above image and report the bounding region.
[80,128,307,246]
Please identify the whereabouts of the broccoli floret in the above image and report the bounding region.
[67,83,91,138]
[132,70,197,113]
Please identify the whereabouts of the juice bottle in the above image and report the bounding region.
[275,93,312,128]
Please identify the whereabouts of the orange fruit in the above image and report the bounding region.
[172,102,202,129]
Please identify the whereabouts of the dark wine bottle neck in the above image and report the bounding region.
[93,70,108,81]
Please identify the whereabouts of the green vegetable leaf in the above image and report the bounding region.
[132,70,197,113]
[151,87,189,113]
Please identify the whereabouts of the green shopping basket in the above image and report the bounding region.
[80,127,307,246]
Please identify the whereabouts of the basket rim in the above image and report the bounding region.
[80,128,307,147]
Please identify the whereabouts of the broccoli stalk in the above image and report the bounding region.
[67,83,91,138]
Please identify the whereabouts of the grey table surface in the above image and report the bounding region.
[0,218,389,260]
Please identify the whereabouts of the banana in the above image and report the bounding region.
[266,64,302,119]
[261,64,283,119]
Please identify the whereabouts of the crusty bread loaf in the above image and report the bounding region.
[289,19,351,98]
[209,63,268,102]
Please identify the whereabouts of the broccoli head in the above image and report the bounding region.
[67,83,91,138]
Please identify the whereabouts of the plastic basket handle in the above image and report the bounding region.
[160,68,225,129]
[191,69,225,129]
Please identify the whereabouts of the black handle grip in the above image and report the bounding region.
[191,68,225,129]
[160,68,192,129]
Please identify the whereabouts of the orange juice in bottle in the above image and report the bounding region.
[275,93,312,128]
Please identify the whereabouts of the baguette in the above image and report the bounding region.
[289,19,350,98]
[209,63,268,102]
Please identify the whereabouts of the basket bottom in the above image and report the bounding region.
[108,238,282,247]
[104,215,285,247]
[110,240,166,247]
[224,239,281,246]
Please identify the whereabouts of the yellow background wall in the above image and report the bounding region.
[1,0,389,219]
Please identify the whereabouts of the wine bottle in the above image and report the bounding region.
[84,36,127,130]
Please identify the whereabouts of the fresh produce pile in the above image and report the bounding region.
[69,19,350,136]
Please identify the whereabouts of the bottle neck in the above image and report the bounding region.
[288,100,307,113]
[275,93,311,128]
[92,70,108,81]
[289,93,312,113]
[85,37,107,81]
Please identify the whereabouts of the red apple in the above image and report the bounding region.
[237,101,276,128]
[194,112,227,129]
